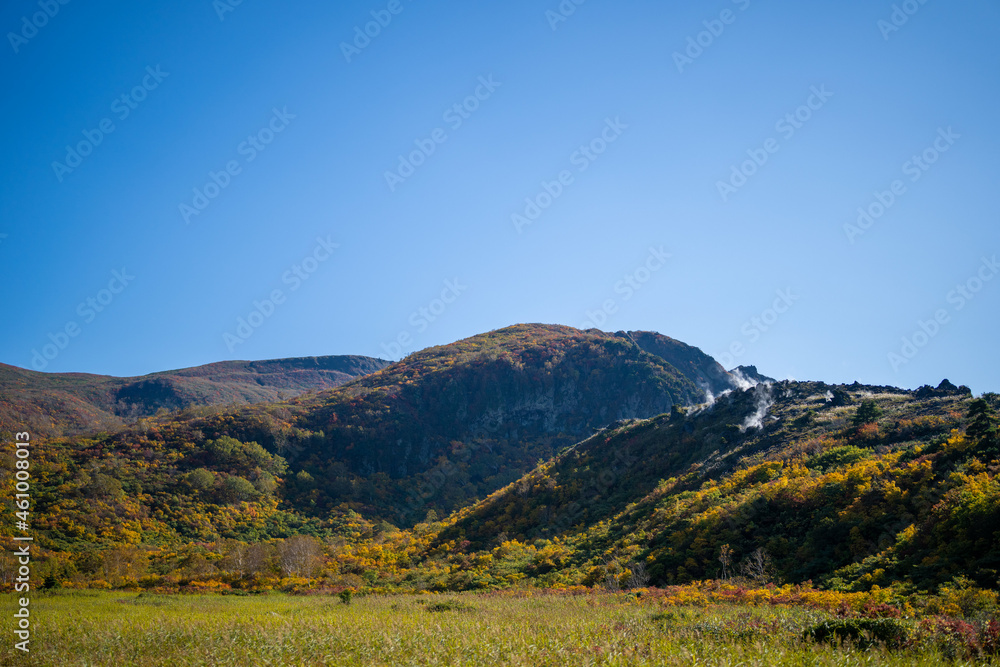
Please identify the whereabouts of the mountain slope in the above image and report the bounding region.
[622,330,734,396]
[0,355,390,437]
[8,324,737,551]
[3,323,998,599]
[283,324,734,522]
[429,379,996,593]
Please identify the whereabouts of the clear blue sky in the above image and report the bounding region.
[1,0,998,393]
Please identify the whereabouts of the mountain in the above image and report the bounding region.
[282,324,736,522]
[3,324,998,599]
[431,379,996,592]
[617,330,735,396]
[9,324,737,551]
[0,355,390,437]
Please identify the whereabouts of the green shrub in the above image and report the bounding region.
[929,576,1000,619]
[425,599,474,613]
[807,445,870,471]
[793,410,816,428]
[804,618,911,650]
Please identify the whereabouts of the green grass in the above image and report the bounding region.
[2,591,990,666]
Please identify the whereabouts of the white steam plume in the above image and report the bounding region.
[741,382,775,431]
[729,369,755,391]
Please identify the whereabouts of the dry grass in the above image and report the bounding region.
[2,591,990,666]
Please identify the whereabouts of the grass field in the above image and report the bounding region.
[2,591,992,666]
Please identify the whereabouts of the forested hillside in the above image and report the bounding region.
[430,381,997,594]
[1,326,997,608]
[0,355,389,437]
[0,325,732,558]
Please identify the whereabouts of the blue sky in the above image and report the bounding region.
[1,0,998,393]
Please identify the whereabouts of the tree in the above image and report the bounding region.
[0,552,17,587]
[207,436,241,460]
[295,470,316,489]
[740,548,775,585]
[86,473,125,501]
[100,546,149,586]
[206,437,286,475]
[626,561,650,589]
[245,543,274,575]
[187,468,215,490]
[718,544,734,581]
[253,471,278,495]
[219,540,249,576]
[221,541,275,576]
[601,556,622,592]
[223,476,257,503]
[179,553,218,577]
[967,399,997,443]
[277,536,324,577]
[853,400,883,427]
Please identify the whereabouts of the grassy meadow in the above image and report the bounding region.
[3,590,995,666]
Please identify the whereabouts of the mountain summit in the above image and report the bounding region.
[280,324,739,521]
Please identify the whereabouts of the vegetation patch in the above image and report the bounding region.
[424,598,476,613]
[804,618,911,650]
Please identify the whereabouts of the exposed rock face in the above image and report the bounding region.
[731,365,777,386]
[914,379,972,398]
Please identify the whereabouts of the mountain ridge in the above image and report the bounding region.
[277,324,738,522]
[426,378,993,592]
[1,323,997,600]
[0,354,391,438]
